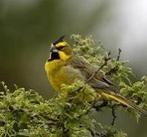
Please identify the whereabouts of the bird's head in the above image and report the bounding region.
[48,36,72,61]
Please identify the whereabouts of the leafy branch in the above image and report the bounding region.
[0,34,147,137]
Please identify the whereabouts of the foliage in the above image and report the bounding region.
[0,35,147,137]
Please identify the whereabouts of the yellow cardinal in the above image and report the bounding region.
[45,36,147,116]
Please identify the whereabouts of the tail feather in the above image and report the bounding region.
[99,90,147,116]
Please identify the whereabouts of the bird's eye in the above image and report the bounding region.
[56,46,65,50]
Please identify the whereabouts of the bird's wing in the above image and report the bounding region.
[68,56,147,116]
[102,76,114,85]
[69,56,113,89]
[88,78,110,89]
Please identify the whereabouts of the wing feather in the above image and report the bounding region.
[68,56,114,90]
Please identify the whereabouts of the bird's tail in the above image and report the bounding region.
[98,90,147,116]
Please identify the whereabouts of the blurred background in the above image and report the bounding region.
[0,0,147,136]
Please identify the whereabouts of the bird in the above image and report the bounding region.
[45,36,147,116]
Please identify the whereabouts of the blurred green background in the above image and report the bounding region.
[0,0,147,136]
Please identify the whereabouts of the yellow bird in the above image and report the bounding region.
[45,36,147,116]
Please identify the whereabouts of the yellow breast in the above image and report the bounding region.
[45,60,83,92]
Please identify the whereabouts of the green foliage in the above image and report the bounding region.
[71,34,147,116]
[0,81,128,137]
[0,35,147,137]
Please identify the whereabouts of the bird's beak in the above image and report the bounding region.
[48,44,58,61]
[50,44,58,53]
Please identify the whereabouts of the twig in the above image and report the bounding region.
[93,101,119,126]
[93,100,108,111]
[116,48,122,61]
[105,49,122,76]
[87,52,111,82]
[88,128,95,137]
[105,67,118,76]
[109,103,126,126]
[111,105,117,126]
